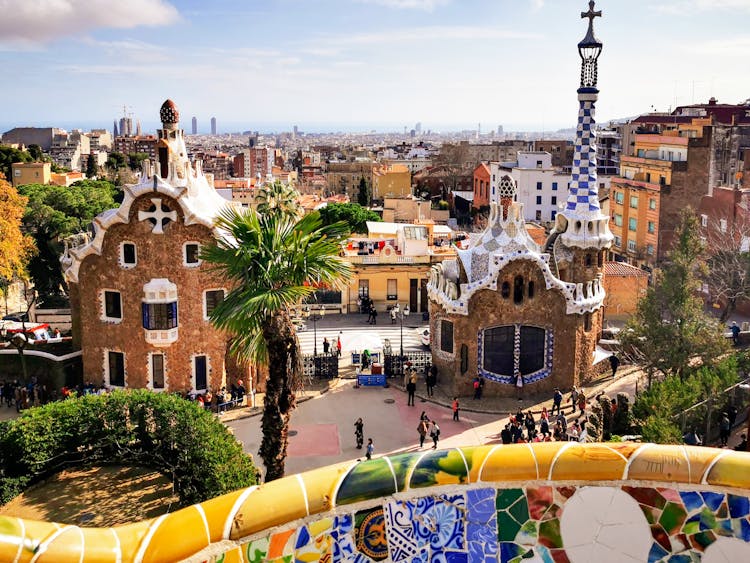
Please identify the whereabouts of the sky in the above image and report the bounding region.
[1,0,749,134]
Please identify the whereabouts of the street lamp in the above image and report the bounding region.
[309,305,325,357]
[399,304,410,374]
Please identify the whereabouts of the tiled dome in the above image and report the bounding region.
[159,99,179,124]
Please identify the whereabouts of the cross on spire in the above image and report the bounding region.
[581,1,601,26]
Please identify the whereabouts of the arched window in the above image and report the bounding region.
[584,313,592,332]
[527,280,535,299]
[597,251,604,268]
[482,325,550,382]
[585,253,593,267]
[501,281,510,299]
[513,276,524,304]
[482,326,515,376]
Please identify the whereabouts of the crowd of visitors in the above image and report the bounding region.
[2,378,53,411]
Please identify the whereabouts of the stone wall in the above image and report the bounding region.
[5,443,750,562]
[73,193,232,392]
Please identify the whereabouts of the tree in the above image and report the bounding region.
[357,176,371,207]
[106,151,127,170]
[702,215,750,322]
[27,144,43,161]
[0,146,32,179]
[255,180,299,217]
[16,180,118,301]
[86,153,98,179]
[318,202,381,234]
[621,209,729,382]
[127,152,149,171]
[202,206,351,481]
[0,175,35,284]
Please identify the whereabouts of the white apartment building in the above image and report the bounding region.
[489,151,571,223]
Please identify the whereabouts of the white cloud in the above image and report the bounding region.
[685,35,750,56]
[530,0,545,11]
[356,0,449,10]
[653,0,750,13]
[317,25,539,46]
[0,0,179,46]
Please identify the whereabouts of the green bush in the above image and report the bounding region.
[0,390,258,507]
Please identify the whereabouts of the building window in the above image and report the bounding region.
[700,214,708,227]
[649,198,656,210]
[720,219,728,233]
[387,279,398,300]
[151,353,165,389]
[194,355,208,392]
[630,195,638,209]
[513,275,525,304]
[614,191,624,204]
[628,240,636,252]
[358,279,369,298]
[647,221,655,234]
[107,351,125,387]
[204,289,225,319]
[482,325,548,379]
[184,242,201,266]
[536,196,542,205]
[614,236,621,247]
[142,302,178,330]
[584,313,592,332]
[628,218,637,231]
[527,280,535,299]
[647,244,654,255]
[551,210,557,220]
[552,182,558,191]
[551,196,557,205]
[103,290,122,321]
[501,281,510,299]
[536,181,542,190]
[440,320,453,354]
[614,213,623,227]
[121,242,137,268]
[482,326,515,377]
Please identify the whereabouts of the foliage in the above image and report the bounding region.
[255,180,299,217]
[357,176,371,207]
[631,355,742,444]
[0,146,32,179]
[0,390,258,507]
[702,216,750,322]
[0,175,35,283]
[598,394,614,441]
[27,145,43,161]
[612,392,633,436]
[106,151,127,170]
[86,153,98,178]
[127,152,149,171]
[202,206,351,481]
[16,180,118,300]
[621,209,729,380]
[318,202,381,234]
[437,200,449,210]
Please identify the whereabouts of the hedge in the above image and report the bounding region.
[0,390,258,507]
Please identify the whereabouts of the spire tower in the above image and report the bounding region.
[555,1,613,250]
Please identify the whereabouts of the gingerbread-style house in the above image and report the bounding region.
[427,5,613,397]
[62,100,241,392]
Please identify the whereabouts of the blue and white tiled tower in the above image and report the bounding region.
[555,1,614,251]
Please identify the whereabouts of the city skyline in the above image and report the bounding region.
[1,0,749,133]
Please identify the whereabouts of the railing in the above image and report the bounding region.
[302,354,339,379]
[675,375,750,444]
[384,351,432,378]
[346,254,427,265]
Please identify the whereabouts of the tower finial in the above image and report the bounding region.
[581,1,601,28]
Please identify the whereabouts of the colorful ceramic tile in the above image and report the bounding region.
[526,486,553,520]
[242,536,269,563]
[295,518,333,563]
[269,529,296,559]
[728,495,750,518]
[625,486,667,510]
[660,502,688,534]
[336,459,398,505]
[466,488,498,562]
[409,449,469,489]
[354,508,388,561]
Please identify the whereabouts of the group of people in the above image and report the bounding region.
[402,362,437,400]
[416,411,441,449]
[551,386,588,417]
[191,380,248,412]
[354,418,374,459]
[321,334,343,357]
[501,406,587,444]
[2,379,52,411]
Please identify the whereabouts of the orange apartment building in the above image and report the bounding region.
[472,162,491,211]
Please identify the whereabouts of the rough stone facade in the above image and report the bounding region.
[71,193,237,392]
[429,257,602,399]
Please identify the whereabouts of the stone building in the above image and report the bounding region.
[62,100,244,393]
[427,4,612,397]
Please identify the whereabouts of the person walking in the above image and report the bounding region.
[366,438,374,460]
[417,417,429,448]
[406,374,417,406]
[354,418,364,449]
[551,388,563,416]
[720,413,731,447]
[427,364,437,396]
[730,321,741,346]
[452,397,460,421]
[472,377,481,400]
[577,390,587,417]
[323,337,330,355]
[430,421,440,449]
[336,332,342,357]
[570,386,579,413]
[608,354,620,378]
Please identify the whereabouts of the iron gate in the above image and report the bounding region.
[302,354,339,379]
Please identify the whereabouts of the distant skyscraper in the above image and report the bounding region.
[497,125,504,136]
[191,116,197,135]
[113,120,118,136]
[211,117,217,135]
[119,117,132,136]
[135,120,142,136]
[293,125,298,139]
[415,122,422,134]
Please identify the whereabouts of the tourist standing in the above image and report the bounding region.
[354,418,364,449]
[323,337,330,355]
[366,438,374,460]
[452,397,460,421]
[417,417,429,448]
[551,388,562,416]
[406,374,416,406]
[336,332,342,357]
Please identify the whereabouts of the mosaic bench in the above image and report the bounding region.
[2,442,750,562]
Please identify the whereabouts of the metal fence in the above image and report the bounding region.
[302,354,339,379]
[384,351,432,378]
[676,376,750,444]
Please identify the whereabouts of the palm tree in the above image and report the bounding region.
[202,205,350,481]
[255,180,299,217]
